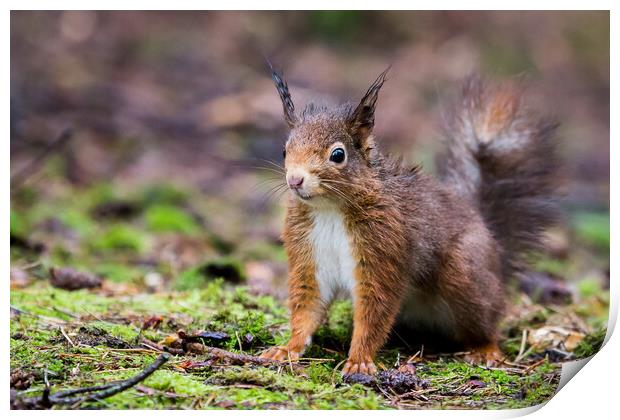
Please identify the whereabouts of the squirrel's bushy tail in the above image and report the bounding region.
[438,76,561,281]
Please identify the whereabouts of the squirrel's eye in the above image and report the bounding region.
[329,147,346,164]
[282,149,286,159]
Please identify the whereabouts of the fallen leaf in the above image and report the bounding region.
[528,326,585,351]
[159,334,181,347]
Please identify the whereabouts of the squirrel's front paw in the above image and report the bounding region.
[342,357,377,375]
[260,346,300,362]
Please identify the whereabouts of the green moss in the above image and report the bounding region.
[145,204,200,234]
[481,39,536,76]
[241,242,287,262]
[174,266,208,291]
[307,11,365,43]
[532,257,569,277]
[141,183,190,206]
[87,321,141,343]
[218,387,291,409]
[144,369,213,395]
[10,209,28,237]
[173,257,246,291]
[205,365,386,409]
[59,208,97,236]
[11,286,117,317]
[11,186,39,207]
[91,224,147,252]
[416,359,559,409]
[94,263,143,283]
[11,278,566,410]
[578,277,603,298]
[573,328,606,359]
[572,211,610,251]
[309,300,353,357]
[80,183,117,208]
[208,366,278,387]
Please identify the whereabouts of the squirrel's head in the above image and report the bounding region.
[271,67,388,205]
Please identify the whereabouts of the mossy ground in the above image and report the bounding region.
[10,178,610,410]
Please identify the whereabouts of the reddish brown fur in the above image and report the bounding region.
[261,71,559,374]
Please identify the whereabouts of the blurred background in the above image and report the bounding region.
[10,11,609,304]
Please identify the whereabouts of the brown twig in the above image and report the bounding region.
[523,357,549,374]
[204,346,302,369]
[515,329,528,362]
[59,327,75,347]
[140,335,305,371]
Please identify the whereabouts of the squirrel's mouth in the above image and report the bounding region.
[292,189,312,200]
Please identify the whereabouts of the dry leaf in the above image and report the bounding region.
[527,326,585,351]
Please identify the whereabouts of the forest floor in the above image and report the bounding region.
[10,176,609,410]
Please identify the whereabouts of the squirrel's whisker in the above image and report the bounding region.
[258,158,285,171]
[320,182,371,219]
[248,177,286,194]
[260,183,289,206]
[249,165,286,175]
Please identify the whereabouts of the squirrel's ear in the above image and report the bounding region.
[269,66,297,128]
[347,68,389,145]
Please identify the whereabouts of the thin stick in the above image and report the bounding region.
[235,331,243,351]
[523,357,548,374]
[515,330,528,362]
[59,327,75,347]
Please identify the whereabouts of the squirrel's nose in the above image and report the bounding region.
[288,176,304,189]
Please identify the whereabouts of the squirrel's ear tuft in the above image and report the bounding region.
[347,67,389,144]
[269,64,297,128]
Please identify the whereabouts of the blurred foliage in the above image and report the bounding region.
[307,11,366,43]
[145,204,200,234]
[91,224,147,252]
[573,328,606,359]
[572,211,610,252]
[10,209,27,237]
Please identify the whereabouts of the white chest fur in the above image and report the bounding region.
[309,209,357,303]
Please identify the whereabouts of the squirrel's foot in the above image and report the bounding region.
[342,357,377,375]
[260,346,300,362]
[463,343,503,367]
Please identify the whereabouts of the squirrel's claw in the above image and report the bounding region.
[260,346,300,362]
[342,358,377,375]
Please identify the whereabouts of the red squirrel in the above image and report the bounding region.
[260,68,560,375]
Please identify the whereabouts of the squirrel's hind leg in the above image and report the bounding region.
[463,342,504,367]
[435,234,506,367]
